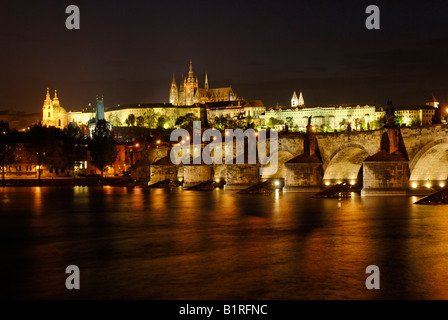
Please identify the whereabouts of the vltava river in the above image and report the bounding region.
[1,186,448,299]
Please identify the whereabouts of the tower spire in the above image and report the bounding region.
[205,72,209,90]
[291,91,298,107]
[46,88,50,99]
[298,91,304,106]
[188,59,194,79]
[171,73,176,85]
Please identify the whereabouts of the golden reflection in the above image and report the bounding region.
[407,204,448,299]
[73,185,88,196]
[32,187,43,215]
[149,188,168,211]
[131,187,144,212]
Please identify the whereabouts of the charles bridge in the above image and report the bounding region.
[133,124,448,195]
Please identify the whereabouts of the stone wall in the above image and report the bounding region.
[149,165,177,185]
[183,165,213,188]
[225,164,260,189]
[284,163,323,192]
[362,161,410,195]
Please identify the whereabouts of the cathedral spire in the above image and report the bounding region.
[291,91,298,107]
[52,89,60,107]
[171,73,176,85]
[205,72,209,90]
[298,91,304,106]
[188,60,194,79]
[46,88,50,99]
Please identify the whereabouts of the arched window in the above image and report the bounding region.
[48,112,51,118]
[58,119,61,127]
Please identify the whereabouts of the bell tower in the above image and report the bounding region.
[42,88,53,126]
[169,73,178,106]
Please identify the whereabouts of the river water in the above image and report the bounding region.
[1,186,447,300]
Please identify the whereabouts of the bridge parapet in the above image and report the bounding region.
[400,124,448,161]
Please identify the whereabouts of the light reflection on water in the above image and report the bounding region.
[1,186,448,299]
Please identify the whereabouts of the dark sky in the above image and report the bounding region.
[2,0,448,113]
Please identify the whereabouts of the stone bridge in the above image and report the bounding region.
[139,124,448,193]
[273,124,448,191]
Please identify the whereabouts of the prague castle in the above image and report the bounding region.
[41,61,263,129]
[39,60,438,132]
[169,60,236,106]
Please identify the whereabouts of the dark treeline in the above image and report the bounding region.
[0,120,117,186]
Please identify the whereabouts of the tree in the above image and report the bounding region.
[371,116,386,130]
[339,118,348,131]
[136,115,145,127]
[88,120,118,179]
[110,114,122,127]
[63,123,87,176]
[354,118,361,130]
[285,117,294,128]
[144,109,158,128]
[175,113,200,130]
[212,115,238,130]
[267,117,284,128]
[25,124,61,186]
[157,116,167,129]
[0,121,16,186]
[125,114,136,127]
[394,115,404,127]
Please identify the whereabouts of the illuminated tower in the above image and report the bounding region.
[41,88,67,129]
[169,73,178,106]
[183,60,199,105]
[95,96,105,121]
[426,93,439,108]
[291,91,299,107]
[204,72,209,90]
[298,91,304,106]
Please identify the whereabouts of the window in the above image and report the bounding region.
[58,119,61,126]
[48,112,51,118]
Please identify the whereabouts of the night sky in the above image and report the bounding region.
[2,0,448,113]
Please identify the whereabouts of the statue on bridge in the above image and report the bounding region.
[386,99,396,127]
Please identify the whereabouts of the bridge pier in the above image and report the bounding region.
[284,161,323,192]
[148,156,178,186]
[283,120,323,192]
[361,160,410,196]
[183,164,213,188]
[224,164,260,190]
[361,125,410,196]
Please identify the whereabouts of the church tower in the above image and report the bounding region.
[42,88,54,127]
[169,73,178,106]
[291,91,299,107]
[41,88,67,129]
[298,91,304,106]
[95,95,105,121]
[52,89,60,108]
[204,72,209,90]
[426,93,439,108]
[184,60,199,105]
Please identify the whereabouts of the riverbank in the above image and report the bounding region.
[0,177,136,187]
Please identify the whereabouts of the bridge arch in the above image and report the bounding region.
[323,144,370,185]
[261,150,295,179]
[409,137,448,188]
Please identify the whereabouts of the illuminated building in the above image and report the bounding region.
[41,88,67,129]
[169,60,236,106]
